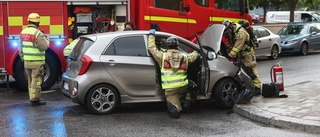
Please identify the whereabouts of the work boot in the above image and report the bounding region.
[30,99,46,106]
[253,88,261,96]
[167,103,180,119]
[182,99,191,113]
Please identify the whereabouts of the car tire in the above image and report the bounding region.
[86,84,120,115]
[13,53,60,91]
[300,42,308,56]
[268,45,279,60]
[213,78,240,109]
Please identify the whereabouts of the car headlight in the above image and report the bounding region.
[285,39,298,44]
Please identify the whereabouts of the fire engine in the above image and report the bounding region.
[0,0,252,91]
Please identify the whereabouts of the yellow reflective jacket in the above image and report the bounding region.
[20,25,45,61]
[64,38,80,57]
[161,53,189,89]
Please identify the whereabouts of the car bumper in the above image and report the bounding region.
[280,43,301,53]
[60,73,92,104]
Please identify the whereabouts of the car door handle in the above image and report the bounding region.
[178,12,186,16]
[258,40,261,43]
[107,60,116,66]
[269,39,271,41]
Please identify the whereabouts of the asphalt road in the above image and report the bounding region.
[1,52,320,137]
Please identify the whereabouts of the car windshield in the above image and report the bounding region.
[278,24,308,35]
[311,13,320,21]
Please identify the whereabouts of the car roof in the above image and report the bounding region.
[79,30,180,40]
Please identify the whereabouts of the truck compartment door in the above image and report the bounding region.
[0,2,5,73]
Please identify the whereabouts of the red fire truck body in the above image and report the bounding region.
[0,0,252,90]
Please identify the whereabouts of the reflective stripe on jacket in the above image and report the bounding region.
[20,27,44,61]
[161,53,188,89]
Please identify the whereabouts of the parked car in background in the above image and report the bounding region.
[252,26,281,59]
[61,25,244,114]
[251,14,260,24]
[278,23,320,55]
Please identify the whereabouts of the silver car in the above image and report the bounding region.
[61,25,242,114]
[252,26,282,59]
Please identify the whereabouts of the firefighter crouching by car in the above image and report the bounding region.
[19,13,50,106]
[222,20,262,96]
[148,29,199,119]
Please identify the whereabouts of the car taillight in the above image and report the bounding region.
[78,55,93,75]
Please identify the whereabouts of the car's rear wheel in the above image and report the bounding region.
[213,78,240,109]
[269,45,279,60]
[300,42,308,55]
[86,84,119,114]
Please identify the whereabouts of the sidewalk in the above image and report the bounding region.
[233,81,320,134]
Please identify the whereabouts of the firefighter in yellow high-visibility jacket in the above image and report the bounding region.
[63,38,80,59]
[19,13,50,106]
[148,29,199,119]
[222,19,262,96]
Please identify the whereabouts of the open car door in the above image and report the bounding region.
[196,24,225,96]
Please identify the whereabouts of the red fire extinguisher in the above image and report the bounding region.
[271,63,284,91]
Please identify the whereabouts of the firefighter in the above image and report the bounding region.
[63,38,80,59]
[222,19,262,96]
[148,29,199,118]
[19,13,50,106]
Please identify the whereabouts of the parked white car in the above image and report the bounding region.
[252,26,282,59]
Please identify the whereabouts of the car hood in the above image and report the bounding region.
[199,24,225,52]
[279,34,303,41]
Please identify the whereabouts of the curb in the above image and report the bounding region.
[233,104,320,134]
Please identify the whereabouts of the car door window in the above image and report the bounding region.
[154,36,195,54]
[257,28,270,38]
[253,28,260,38]
[309,25,318,33]
[103,36,147,56]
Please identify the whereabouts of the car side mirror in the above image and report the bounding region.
[207,51,217,60]
[311,31,317,35]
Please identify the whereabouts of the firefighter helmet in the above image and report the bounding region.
[166,36,179,48]
[28,13,40,23]
[221,19,233,29]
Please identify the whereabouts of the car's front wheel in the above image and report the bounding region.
[300,42,308,55]
[213,78,240,109]
[269,45,279,60]
[86,84,119,115]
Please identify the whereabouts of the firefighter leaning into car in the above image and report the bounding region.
[221,19,262,96]
[148,29,199,119]
[19,13,50,106]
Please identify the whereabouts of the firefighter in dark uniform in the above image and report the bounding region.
[19,13,50,106]
[148,29,199,118]
[222,20,262,96]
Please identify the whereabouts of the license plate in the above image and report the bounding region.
[63,82,69,90]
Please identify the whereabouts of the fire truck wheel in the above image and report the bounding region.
[212,78,240,109]
[41,53,60,91]
[13,53,60,91]
[13,57,28,91]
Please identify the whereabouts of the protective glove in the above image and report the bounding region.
[149,29,156,35]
